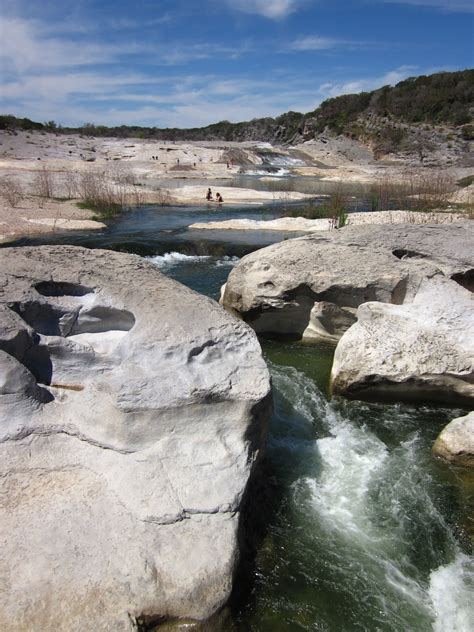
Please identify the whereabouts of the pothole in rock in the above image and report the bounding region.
[71,306,136,335]
[10,301,73,337]
[35,281,94,297]
[9,284,136,393]
[392,249,427,260]
[451,269,474,293]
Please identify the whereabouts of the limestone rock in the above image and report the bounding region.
[432,412,474,467]
[0,246,271,631]
[221,223,474,343]
[330,276,474,406]
[24,217,107,230]
[189,211,467,234]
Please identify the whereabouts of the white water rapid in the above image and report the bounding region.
[265,363,474,632]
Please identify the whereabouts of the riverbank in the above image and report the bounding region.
[0,196,106,243]
[1,129,473,244]
[189,209,468,233]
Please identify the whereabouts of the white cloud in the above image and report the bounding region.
[289,34,389,52]
[107,14,173,30]
[318,66,418,99]
[227,0,302,19]
[0,64,321,127]
[159,42,253,66]
[0,15,254,77]
[378,0,474,11]
[291,36,342,50]
[0,17,149,73]
[1,64,427,128]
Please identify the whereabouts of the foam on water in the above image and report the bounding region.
[215,255,240,267]
[267,156,305,167]
[307,422,388,536]
[429,552,474,632]
[148,252,239,269]
[244,168,290,177]
[269,361,471,631]
[147,252,211,268]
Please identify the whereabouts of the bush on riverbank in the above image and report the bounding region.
[292,187,349,227]
[291,170,465,224]
[76,170,141,217]
[363,170,455,213]
[0,176,25,207]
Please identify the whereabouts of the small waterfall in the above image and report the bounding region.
[263,362,473,632]
[241,150,307,176]
[21,224,473,632]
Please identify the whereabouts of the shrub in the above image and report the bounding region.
[33,166,55,199]
[460,124,474,141]
[154,187,174,206]
[77,168,143,217]
[290,202,329,219]
[362,171,455,213]
[292,186,349,227]
[0,176,24,207]
[63,172,79,199]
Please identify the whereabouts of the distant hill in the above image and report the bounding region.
[1,69,473,150]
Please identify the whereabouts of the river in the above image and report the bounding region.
[6,204,473,631]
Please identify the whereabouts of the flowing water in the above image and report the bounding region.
[5,205,473,631]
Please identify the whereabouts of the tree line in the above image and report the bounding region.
[1,69,472,143]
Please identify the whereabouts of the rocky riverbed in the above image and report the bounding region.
[1,129,473,630]
[1,129,473,244]
[221,223,474,406]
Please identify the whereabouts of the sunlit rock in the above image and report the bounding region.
[221,223,473,343]
[433,412,474,467]
[330,276,473,406]
[0,245,271,630]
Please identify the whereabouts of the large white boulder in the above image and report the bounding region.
[0,246,271,631]
[221,223,474,343]
[330,276,473,406]
[432,411,474,467]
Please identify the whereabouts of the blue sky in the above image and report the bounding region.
[0,0,473,128]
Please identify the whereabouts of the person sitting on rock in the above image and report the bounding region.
[216,193,223,203]
[206,187,213,201]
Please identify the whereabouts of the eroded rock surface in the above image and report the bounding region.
[330,276,474,406]
[0,246,271,631]
[433,411,474,467]
[221,223,474,343]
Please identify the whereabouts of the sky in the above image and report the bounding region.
[0,0,473,128]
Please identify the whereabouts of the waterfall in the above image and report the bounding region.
[254,362,474,632]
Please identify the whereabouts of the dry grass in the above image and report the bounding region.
[291,184,349,226]
[77,167,143,217]
[0,176,24,207]
[63,172,79,199]
[154,187,174,206]
[33,166,55,199]
[364,170,456,213]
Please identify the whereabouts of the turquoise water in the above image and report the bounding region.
[8,203,311,257]
[5,207,473,631]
